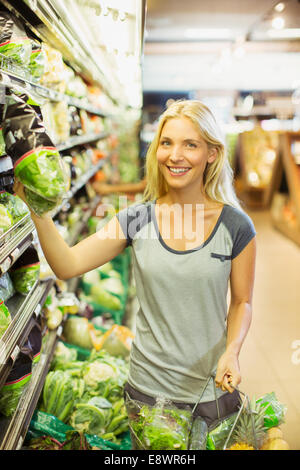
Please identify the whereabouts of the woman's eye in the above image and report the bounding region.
[187,142,197,148]
[160,140,170,146]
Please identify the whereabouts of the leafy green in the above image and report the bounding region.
[50,341,78,370]
[28,431,93,450]
[24,188,58,216]
[130,401,192,450]
[0,192,29,222]
[0,300,12,338]
[11,264,40,295]
[42,371,80,423]
[0,203,13,234]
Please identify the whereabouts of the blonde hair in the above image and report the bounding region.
[143,99,242,210]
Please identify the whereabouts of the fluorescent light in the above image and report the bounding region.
[267,28,300,38]
[184,28,233,40]
[274,2,285,13]
[272,16,285,30]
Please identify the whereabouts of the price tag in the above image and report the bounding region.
[34,304,42,317]
[16,435,24,450]
[11,345,20,362]
[10,247,20,262]
[57,326,63,337]
[0,257,12,274]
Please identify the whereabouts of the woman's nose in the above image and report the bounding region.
[169,146,184,162]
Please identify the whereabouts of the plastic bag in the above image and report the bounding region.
[126,395,192,450]
[0,202,13,234]
[0,272,15,301]
[3,91,68,216]
[40,44,66,93]
[0,191,29,222]
[256,392,287,428]
[98,325,134,358]
[0,299,11,338]
[0,128,5,156]
[0,12,31,65]
[10,245,40,295]
[206,412,238,450]
[28,41,45,82]
[0,319,41,417]
[189,416,208,450]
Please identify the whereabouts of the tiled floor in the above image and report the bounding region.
[239,209,300,450]
[125,209,300,450]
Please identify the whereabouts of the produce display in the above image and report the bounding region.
[0,272,14,302]
[0,191,29,222]
[40,347,130,444]
[0,12,31,65]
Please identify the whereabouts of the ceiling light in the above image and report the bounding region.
[272,16,285,29]
[274,2,285,13]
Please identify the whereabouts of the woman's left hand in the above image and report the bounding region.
[215,351,241,393]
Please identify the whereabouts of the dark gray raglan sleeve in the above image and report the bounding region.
[116,203,152,246]
[223,206,256,259]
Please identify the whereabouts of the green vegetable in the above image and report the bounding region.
[0,38,31,64]
[189,416,208,450]
[24,188,58,216]
[206,412,238,450]
[70,400,111,436]
[90,284,121,311]
[0,129,5,156]
[0,373,31,417]
[42,371,78,423]
[0,300,12,338]
[0,192,29,222]
[62,316,94,350]
[0,203,13,235]
[11,264,40,295]
[130,401,192,450]
[28,44,45,81]
[51,341,78,370]
[82,361,116,388]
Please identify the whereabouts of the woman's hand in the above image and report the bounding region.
[215,351,241,393]
[13,178,27,204]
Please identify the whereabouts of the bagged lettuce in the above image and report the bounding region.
[0,203,13,234]
[0,299,11,338]
[0,12,31,65]
[2,91,68,216]
[0,191,29,222]
[0,128,5,156]
[10,245,40,295]
[0,272,15,302]
[28,41,45,82]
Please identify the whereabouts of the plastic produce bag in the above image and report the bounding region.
[0,191,29,222]
[2,91,68,216]
[10,245,40,295]
[0,299,11,337]
[0,12,31,65]
[0,202,13,234]
[0,319,41,416]
[0,128,5,155]
[0,272,15,301]
[40,44,66,93]
[256,392,287,428]
[98,325,134,358]
[126,395,192,450]
[206,412,238,450]
[63,316,102,350]
[28,41,45,82]
[189,416,208,450]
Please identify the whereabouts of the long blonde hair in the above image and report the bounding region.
[143,99,242,210]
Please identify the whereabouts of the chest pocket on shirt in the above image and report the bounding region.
[211,252,232,262]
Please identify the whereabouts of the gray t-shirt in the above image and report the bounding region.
[117,201,256,403]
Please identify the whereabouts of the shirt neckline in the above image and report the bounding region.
[151,200,227,255]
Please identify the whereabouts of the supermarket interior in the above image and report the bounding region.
[0,0,300,452]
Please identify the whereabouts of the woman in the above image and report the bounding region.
[15,99,256,442]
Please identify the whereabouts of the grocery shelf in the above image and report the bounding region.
[57,131,109,152]
[0,328,60,450]
[0,279,54,390]
[0,215,35,275]
[0,55,108,117]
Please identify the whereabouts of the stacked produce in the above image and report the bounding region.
[39,345,129,445]
[0,299,11,338]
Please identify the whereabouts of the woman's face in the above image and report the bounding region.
[156,116,216,193]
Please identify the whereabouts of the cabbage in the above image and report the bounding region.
[70,398,112,436]
[63,317,93,350]
[98,262,113,275]
[82,361,116,388]
[90,285,121,311]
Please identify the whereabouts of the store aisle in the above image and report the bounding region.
[239,209,300,451]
